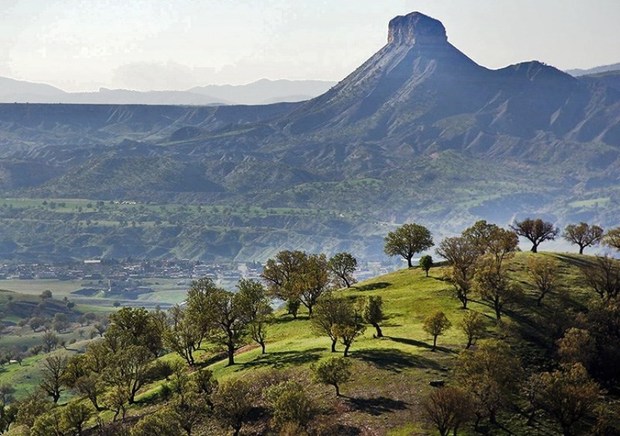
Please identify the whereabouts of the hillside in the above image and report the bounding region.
[2,251,619,435]
[0,12,619,262]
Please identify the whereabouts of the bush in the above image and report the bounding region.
[265,381,315,429]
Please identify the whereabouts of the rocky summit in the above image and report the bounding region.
[387,12,447,46]
[0,12,618,262]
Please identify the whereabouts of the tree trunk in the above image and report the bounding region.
[373,323,383,338]
[579,245,584,255]
[425,270,429,277]
[531,243,538,253]
[233,425,241,436]
[343,277,351,288]
[260,341,266,354]
[457,290,468,309]
[466,337,473,349]
[432,335,437,351]
[344,343,351,357]
[227,343,235,366]
[334,383,340,396]
[307,305,313,316]
[331,338,337,352]
[494,299,502,320]
[407,257,413,268]
[489,409,497,425]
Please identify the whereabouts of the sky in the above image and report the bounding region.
[1,0,618,92]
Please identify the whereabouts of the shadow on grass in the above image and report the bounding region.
[347,396,408,416]
[354,282,391,292]
[355,347,444,372]
[241,347,324,369]
[390,336,455,354]
[271,314,309,324]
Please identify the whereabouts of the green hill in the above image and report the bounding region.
[5,251,617,435]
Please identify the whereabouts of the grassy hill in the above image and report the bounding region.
[5,250,617,435]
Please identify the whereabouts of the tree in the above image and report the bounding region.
[193,369,218,409]
[581,256,620,300]
[262,251,330,315]
[132,409,180,435]
[265,380,315,429]
[312,356,352,396]
[423,311,452,351]
[510,218,559,253]
[168,391,209,436]
[14,392,52,428]
[437,236,479,308]
[298,253,332,316]
[40,289,53,300]
[165,305,202,366]
[422,386,472,436]
[419,255,433,277]
[460,311,485,349]
[361,295,384,338]
[60,400,93,436]
[52,313,69,333]
[456,340,521,427]
[262,250,308,313]
[40,354,68,403]
[42,331,59,352]
[104,385,130,422]
[0,384,15,405]
[603,227,620,251]
[105,307,164,357]
[563,222,604,254]
[0,403,16,433]
[580,298,620,382]
[462,220,502,256]
[31,409,64,436]
[333,313,366,357]
[204,287,249,366]
[328,252,357,288]
[237,279,273,354]
[213,378,254,436]
[185,277,221,346]
[557,328,596,371]
[474,257,521,320]
[384,223,434,268]
[311,293,352,352]
[527,255,559,305]
[529,364,600,436]
[186,278,251,365]
[103,345,154,404]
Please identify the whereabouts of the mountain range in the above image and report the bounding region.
[0,11,618,262]
[0,78,336,106]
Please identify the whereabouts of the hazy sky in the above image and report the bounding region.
[1,0,618,91]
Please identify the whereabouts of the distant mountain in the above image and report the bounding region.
[566,62,620,77]
[0,12,618,262]
[189,79,336,105]
[0,78,336,105]
[0,76,66,102]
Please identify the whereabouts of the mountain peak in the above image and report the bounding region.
[387,12,447,46]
